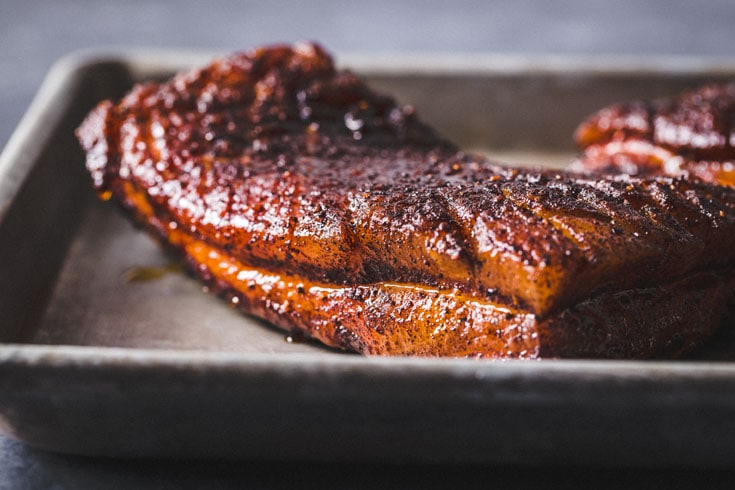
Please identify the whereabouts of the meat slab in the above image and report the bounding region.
[575,83,735,186]
[77,42,735,358]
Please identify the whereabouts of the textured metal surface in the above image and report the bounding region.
[2,50,735,467]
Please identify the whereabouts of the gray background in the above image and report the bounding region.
[2,0,735,488]
[3,0,735,151]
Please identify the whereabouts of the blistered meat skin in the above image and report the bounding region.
[575,83,735,186]
[77,42,735,358]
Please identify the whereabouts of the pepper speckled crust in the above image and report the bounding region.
[77,42,735,358]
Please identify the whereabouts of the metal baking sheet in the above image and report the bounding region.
[2,49,735,467]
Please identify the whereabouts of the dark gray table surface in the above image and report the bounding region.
[3,1,735,488]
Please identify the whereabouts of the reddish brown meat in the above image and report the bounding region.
[76,42,735,358]
[574,83,735,186]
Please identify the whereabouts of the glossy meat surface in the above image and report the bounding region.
[575,83,735,186]
[77,42,735,358]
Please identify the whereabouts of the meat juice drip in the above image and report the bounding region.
[122,263,184,282]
